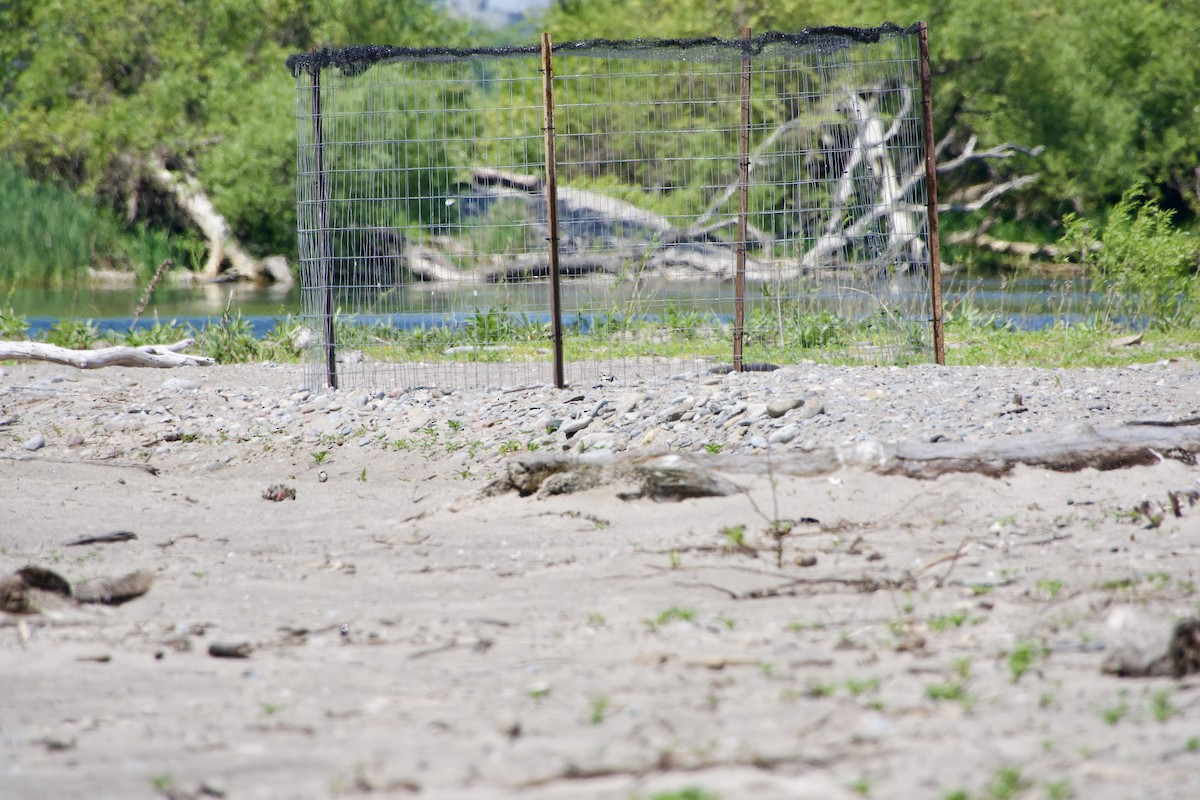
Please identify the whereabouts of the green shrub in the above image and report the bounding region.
[195,312,260,364]
[0,306,30,339]
[1059,189,1200,330]
[43,319,100,350]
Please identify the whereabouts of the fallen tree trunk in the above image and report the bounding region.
[147,157,293,288]
[0,339,214,369]
[486,420,1200,499]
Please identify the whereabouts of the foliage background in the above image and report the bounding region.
[1,0,1197,286]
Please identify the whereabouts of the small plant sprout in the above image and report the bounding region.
[720,523,751,554]
[850,777,872,797]
[845,677,882,697]
[1101,693,1129,725]
[447,419,463,432]
[1007,639,1049,683]
[925,658,974,708]
[805,681,836,698]
[311,450,329,464]
[498,440,520,455]
[1045,779,1074,800]
[151,775,177,793]
[985,767,1029,800]
[645,788,720,800]
[702,442,723,454]
[928,611,969,631]
[645,606,695,631]
[358,467,368,482]
[589,696,610,724]
[1150,688,1177,722]
[1037,577,1064,600]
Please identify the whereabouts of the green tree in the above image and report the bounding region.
[546,0,1200,227]
[0,0,466,274]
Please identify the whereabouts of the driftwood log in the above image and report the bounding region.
[488,420,1200,500]
[0,339,214,369]
[147,156,292,287]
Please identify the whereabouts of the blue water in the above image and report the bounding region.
[11,273,1099,339]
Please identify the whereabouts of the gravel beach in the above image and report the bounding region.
[3,358,1199,799]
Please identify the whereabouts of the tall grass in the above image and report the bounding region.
[0,161,124,287]
[0,161,202,288]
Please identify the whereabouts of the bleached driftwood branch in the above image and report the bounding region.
[487,421,1200,500]
[0,339,214,369]
[935,135,1045,173]
[147,157,292,287]
[938,174,1040,214]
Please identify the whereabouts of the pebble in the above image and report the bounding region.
[2,362,1198,466]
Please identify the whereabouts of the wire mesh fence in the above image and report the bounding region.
[289,24,942,391]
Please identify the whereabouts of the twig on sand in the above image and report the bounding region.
[915,537,972,587]
[689,572,915,600]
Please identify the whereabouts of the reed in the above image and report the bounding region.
[0,162,199,288]
[0,161,120,287]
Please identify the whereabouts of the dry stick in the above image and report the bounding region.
[692,574,912,600]
[914,537,972,587]
[131,258,172,328]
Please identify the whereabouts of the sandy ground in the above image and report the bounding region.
[2,364,1200,800]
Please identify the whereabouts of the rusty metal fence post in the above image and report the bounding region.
[918,21,945,366]
[309,67,338,389]
[733,27,752,372]
[541,33,566,389]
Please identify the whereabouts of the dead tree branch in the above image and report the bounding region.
[0,339,214,369]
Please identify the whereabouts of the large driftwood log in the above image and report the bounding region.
[489,421,1200,500]
[147,157,293,287]
[0,339,214,369]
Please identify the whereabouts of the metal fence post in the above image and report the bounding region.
[310,66,338,388]
[733,27,751,372]
[917,21,945,366]
[541,33,566,389]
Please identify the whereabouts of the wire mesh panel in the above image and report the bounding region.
[290,25,938,391]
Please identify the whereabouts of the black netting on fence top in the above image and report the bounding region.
[286,23,921,77]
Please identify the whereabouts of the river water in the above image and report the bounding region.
[8,272,1096,339]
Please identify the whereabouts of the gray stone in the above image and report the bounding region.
[162,378,201,391]
[768,425,800,445]
[767,397,804,418]
[659,397,695,423]
[797,401,825,420]
[559,416,592,437]
[713,402,747,428]
[614,393,644,415]
[744,402,769,421]
[23,432,45,451]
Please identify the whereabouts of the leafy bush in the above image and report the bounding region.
[0,306,30,339]
[1059,189,1200,329]
[43,318,100,350]
[117,319,191,347]
[194,311,260,364]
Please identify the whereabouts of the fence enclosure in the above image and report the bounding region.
[288,24,943,391]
